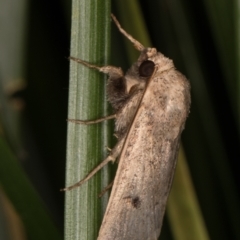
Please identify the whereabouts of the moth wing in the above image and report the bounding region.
[98,68,190,240]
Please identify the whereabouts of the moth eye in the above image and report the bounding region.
[139,60,155,77]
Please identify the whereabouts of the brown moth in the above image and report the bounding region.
[62,14,191,240]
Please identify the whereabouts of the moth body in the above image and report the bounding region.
[64,14,190,240]
[98,47,190,240]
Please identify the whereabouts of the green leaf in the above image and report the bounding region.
[0,137,62,240]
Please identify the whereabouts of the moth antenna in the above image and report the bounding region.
[69,56,101,70]
[111,14,145,51]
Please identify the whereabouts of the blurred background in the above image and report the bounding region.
[0,0,239,239]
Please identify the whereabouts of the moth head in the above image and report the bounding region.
[108,14,175,109]
[138,48,174,74]
[124,57,156,94]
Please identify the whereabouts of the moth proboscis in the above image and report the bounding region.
[62,14,191,240]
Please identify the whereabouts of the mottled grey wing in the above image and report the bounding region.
[98,69,190,240]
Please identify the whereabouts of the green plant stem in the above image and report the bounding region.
[64,1,111,240]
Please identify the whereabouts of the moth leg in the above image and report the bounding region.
[61,137,124,191]
[68,114,116,125]
[98,181,113,198]
[69,56,124,77]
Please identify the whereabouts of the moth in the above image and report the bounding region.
[62,14,191,240]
